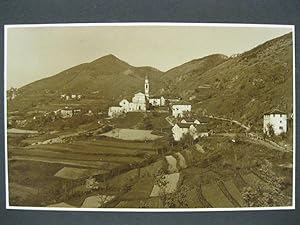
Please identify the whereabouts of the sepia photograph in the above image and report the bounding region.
[4,23,295,210]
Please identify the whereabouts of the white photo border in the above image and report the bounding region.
[4,22,296,212]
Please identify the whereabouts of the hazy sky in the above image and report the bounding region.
[6,24,292,88]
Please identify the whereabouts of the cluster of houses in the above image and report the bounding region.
[172,108,291,142]
[172,118,211,141]
[7,77,290,143]
[107,76,211,141]
[108,76,185,117]
[106,76,291,142]
[60,94,82,101]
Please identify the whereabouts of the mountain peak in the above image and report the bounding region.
[92,54,126,64]
[102,54,119,60]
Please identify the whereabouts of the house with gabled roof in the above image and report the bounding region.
[180,118,201,124]
[172,123,193,141]
[172,122,210,141]
[171,101,192,118]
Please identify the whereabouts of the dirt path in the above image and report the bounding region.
[204,115,250,131]
[215,133,289,152]
[165,116,175,126]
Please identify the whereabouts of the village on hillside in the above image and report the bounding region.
[6,28,294,209]
[6,73,293,209]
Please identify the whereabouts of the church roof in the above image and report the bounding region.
[134,92,145,96]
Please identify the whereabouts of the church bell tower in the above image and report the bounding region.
[145,76,149,99]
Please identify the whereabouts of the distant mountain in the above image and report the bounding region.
[164,33,293,127]
[20,54,164,101]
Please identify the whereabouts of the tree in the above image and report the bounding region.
[155,170,189,208]
[164,185,189,208]
[167,132,175,148]
[85,177,99,192]
[242,160,290,207]
[179,133,194,149]
[144,116,153,130]
[267,123,275,138]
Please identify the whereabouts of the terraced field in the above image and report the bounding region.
[8,138,159,179]
[9,140,156,165]
[201,183,235,208]
[8,137,162,206]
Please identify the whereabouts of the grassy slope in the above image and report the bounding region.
[18,54,164,101]
[10,33,293,131]
[164,33,293,128]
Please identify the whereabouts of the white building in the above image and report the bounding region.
[131,92,147,111]
[193,125,210,139]
[149,96,166,107]
[172,102,192,118]
[119,99,130,112]
[59,107,81,119]
[172,123,209,141]
[108,106,124,117]
[172,123,192,141]
[263,109,287,136]
[108,77,150,117]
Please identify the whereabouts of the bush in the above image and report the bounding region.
[242,160,290,207]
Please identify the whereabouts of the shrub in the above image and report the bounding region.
[242,160,290,207]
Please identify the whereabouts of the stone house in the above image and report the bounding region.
[263,109,287,136]
[171,101,192,118]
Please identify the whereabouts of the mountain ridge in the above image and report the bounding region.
[12,32,293,129]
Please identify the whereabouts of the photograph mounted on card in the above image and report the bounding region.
[4,23,295,211]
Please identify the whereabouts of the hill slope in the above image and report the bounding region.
[162,54,229,96]
[13,33,293,129]
[20,54,164,101]
[165,33,293,127]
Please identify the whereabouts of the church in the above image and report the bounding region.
[108,76,165,117]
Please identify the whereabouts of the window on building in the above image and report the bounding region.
[279,126,283,130]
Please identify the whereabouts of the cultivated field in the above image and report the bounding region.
[8,137,161,206]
